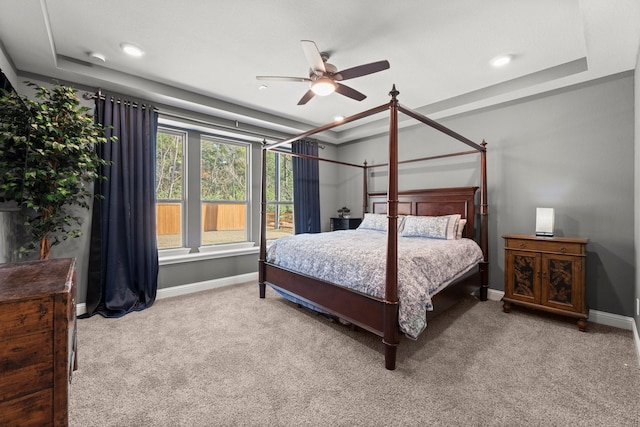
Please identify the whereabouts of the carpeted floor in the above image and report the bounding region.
[69,282,640,426]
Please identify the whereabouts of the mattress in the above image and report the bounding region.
[266,229,484,339]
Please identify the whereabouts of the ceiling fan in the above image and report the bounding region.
[256,40,390,105]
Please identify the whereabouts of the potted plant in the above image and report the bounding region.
[0,82,113,260]
[337,206,351,218]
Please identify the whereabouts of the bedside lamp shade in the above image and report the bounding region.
[535,207,554,237]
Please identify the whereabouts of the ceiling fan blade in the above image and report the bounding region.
[297,89,316,105]
[335,83,366,101]
[256,76,312,82]
[336,60,390,81]
[301,40,326,74]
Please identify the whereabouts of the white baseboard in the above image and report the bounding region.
[156,272,258,300]
[633,320,640,368]
[486,289,636,331]
[75,272,258,316]
[487,288,504,302]
[588,309,635,331]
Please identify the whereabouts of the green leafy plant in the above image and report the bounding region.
[0,82,113,260]
[337,206,351,218]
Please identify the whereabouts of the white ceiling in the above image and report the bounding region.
[0,0,639,144]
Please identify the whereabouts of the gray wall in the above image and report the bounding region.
[337,73,635,317]
[0,44,17,88]
[158,254,258,289]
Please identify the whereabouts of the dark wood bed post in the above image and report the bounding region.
[479,140,489,301]
[384,85,400,370]
[362,160,368,214]
[259,141,268,298]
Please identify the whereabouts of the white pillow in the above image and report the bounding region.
[401,214,461,240]
[357,213,388,231]
[455,218,467,239]
[357,213,407,232]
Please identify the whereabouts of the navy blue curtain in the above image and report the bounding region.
[292,140,321,234]
[83,93,159,318]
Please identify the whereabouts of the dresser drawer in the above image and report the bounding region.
[0,296,53,341]
[0,330,53,402]
[0,388,52,427]
[504,238,584,256]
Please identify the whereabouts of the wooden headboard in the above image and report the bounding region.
[368,187,479,239]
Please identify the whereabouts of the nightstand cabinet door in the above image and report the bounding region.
[505,250,541,305]
[541,253,584,313]
[503,234,588,331]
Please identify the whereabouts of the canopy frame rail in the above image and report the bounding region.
[264,103,390,152]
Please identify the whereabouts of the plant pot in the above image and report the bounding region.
[0,200,21,212]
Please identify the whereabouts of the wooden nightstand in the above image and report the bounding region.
[330,217,362,231]
[502,234,588,331]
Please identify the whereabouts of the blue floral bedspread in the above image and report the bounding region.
[266,229,484,339]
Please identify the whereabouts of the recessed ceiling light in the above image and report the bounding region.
[334,115,345,122]
[490,54,513,68]
[258,84,268,90]
[88,52,106,62]
[120,43,145,57]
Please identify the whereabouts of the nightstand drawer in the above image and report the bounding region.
[504,238,585,256]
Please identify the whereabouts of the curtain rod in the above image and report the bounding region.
[83,89,324,149]
[160,109,324,149]
[159,110,324,149]
[82,89,157,111]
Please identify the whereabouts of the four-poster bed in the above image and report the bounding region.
[259,86,489,370]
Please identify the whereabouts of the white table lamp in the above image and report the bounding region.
[535,207,554,237]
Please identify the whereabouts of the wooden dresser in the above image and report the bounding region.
[502,234,588,331]
[0,258,77,426]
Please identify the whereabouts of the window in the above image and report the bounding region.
[266,150,294,239]
[156,129,185,249]
[200,137,249,245]
[155,121,254,253]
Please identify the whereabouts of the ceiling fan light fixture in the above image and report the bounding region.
[311,78,337,96]
[257,40,388,104]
